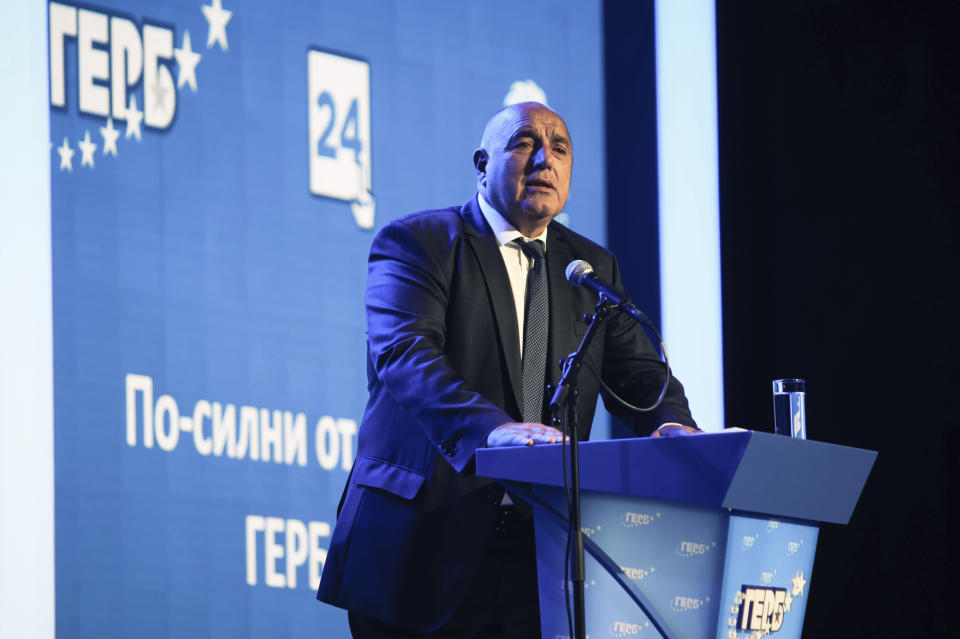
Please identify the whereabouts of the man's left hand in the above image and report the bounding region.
[651,424,701,437]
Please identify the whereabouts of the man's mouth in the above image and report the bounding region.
[525,178,553,190]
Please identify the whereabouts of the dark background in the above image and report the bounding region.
[608,0,958,634]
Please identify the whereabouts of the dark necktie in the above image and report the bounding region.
[516,239,549,424]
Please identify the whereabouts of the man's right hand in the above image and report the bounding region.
[486,422,569,447]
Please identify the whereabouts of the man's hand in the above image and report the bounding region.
[651,423,701,437]
[486,422,569,447]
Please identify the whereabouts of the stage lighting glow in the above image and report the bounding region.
[655,0,725,430]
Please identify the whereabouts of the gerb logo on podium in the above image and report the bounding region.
[734,585,793,635]
[307,49,374,229]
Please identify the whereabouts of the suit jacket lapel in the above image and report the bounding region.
[545,224,582,390]
[460,197,524,414]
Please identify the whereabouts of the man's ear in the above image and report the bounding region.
[473,149,487,186]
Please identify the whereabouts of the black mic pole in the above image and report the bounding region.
[549,299,615,639]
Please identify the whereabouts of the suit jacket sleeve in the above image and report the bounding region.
[599,253,697,435]
[364,217,513,473]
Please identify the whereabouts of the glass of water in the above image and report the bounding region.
[772,378,806,439]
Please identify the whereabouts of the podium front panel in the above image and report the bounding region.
[530,486,820,639]
[532,487,729,639]
[715,514,818,639]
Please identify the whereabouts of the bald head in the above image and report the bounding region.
[473,102,573,237]
[478,102,567,151]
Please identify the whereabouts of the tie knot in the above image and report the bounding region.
[515,238,545,261]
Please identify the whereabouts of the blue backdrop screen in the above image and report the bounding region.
[48,0,606,635]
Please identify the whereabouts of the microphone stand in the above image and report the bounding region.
[549,298,616,639]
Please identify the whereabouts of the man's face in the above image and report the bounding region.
[475,103,572,235]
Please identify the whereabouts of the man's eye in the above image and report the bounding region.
[515,140,533,149]
[554,146,568,155]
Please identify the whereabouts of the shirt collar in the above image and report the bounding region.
[477,193,549,250]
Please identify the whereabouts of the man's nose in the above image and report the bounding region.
[531,145,552,169]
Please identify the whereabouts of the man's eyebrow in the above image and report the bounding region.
[507,128,536,144]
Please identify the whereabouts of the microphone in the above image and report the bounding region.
[564,260,650,324]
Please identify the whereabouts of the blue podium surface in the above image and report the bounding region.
[476,431,876,639]
[476,430,876,524]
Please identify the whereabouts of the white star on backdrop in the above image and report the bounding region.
[150,76,171,115]
[791,570,807,597]
[78,131,97,168]
[100,117,120,157]
[174,30,203,92]
[125,96,144,141]
[202,0,232,51]
[57,137,75,172]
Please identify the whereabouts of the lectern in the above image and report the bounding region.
[476,430,876,639]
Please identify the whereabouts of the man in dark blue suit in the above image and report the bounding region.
[316,102,697,638]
